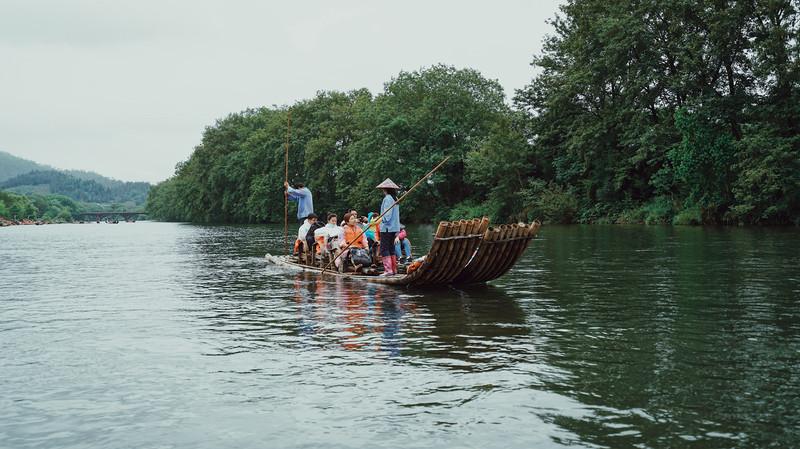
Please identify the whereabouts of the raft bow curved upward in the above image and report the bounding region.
[267,218,541,287]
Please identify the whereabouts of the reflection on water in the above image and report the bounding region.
[1,222,799,448]
[290,273,412,354]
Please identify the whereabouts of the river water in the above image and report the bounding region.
[1,222,798,448]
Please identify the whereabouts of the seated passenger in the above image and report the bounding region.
[336,212,369,272]
[314,213,344,259]
[305,217,325,258]
[294,213,318,258]
[394,225,412,262]
[340,209,358,226]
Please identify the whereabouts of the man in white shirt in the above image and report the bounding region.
[294,213,318,257]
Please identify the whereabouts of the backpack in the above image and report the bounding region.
[349,248,372,266]
[306,222,324,248]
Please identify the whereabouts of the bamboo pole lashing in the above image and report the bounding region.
[418,221,454,284]
[474,222,539,283]
[406,221,448,284]
[454,217,493,283]
[489,224,527,281]
[429,219,462,284]
[440,219,470,282]
[460,225,494,282]
[442,218,483,283]
[484,224,524,281]
[473,225,510,282]
[416,221,450,284]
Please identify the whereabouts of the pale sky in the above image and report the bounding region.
[1,0,562,183]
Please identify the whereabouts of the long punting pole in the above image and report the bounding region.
[321,155,451,274]
[284,111,291,255]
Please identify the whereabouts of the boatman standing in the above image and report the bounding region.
[376,178,400,276]
[284,181,314,222]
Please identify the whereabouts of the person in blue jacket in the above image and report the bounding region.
[284,181,314,222]
[376,178,400,275]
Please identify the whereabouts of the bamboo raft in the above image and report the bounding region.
[266,218,541,287]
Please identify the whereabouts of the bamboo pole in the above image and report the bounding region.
[466,226,496,282]
[415,221,451,285]
[431,218,476,284]
[404,221,448,284]
[321,156,451,274]
[452,217,491,283]
[284,111,291,255]
[472,225,508,282]
[490,224,521,281]
[474,222,539,283]
[448,217,487,281]
[419,220,458,284]
[484,223,523,281]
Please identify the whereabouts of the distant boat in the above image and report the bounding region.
[266,218,540,287]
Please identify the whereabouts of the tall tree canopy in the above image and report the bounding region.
[148,66,516,223]
[515,0,800,224]
[149,3,800,225]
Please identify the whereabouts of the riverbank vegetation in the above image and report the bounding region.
[0,191,83,223]
[147,0,800,225]
[0,189,146,224]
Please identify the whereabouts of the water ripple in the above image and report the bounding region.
[1,223,799,448]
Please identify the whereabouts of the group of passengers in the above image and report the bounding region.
[285,178,412,276]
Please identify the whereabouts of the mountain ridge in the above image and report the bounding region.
[0,150,53,182]
[0,151,151,206]
[1,170,150,206]
[0,150,148,185]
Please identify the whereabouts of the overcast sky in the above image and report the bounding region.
[1,0,562,183]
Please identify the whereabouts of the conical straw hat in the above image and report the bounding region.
[376,178,400,189]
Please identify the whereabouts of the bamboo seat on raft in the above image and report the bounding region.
[266,217,540,287]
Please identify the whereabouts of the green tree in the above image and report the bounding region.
[342,65,509,222]
[514,0,799,224]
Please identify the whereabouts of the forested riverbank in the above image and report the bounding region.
[0,190,145,225]
[0,191,84,224]
[147,1,800,226]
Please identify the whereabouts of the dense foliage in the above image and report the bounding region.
[148,1,800,225]
[0,191,83,222]
[515,0,800,224]
[1,170,150,206]
[147,66,515,223]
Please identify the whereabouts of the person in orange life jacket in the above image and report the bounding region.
[376,178,400,276]
[394,225,412,262]
[336,212,369,272]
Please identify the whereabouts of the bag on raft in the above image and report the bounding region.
[349,248,372,266]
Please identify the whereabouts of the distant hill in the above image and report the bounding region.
[0,151,151,206]
[0,150,53,182]
[1,170,150,206]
